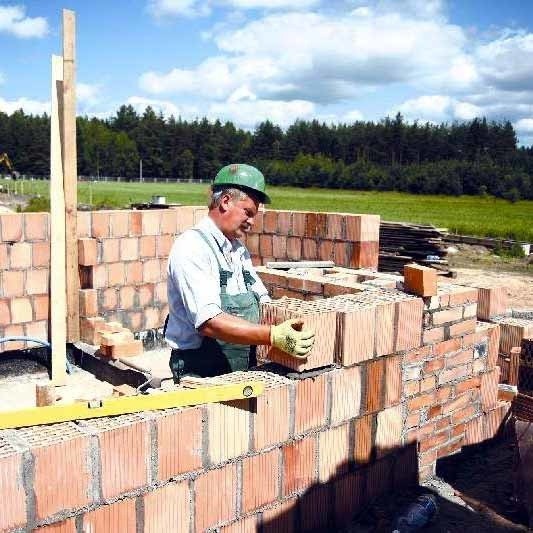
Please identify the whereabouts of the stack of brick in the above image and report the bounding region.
[0,213,50,352]
[401,283,510,479]
[242,210,380,270]
[0,363,417,532]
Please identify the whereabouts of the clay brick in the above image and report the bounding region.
[434,338,462,356]
[420,376,436,392]
[144,481,190,533]
[304,212,318,238]
[384,355,402,406]
[143,259,161,283]
[277,210,292,235]
[33,241,50,267]
[119,237,139,261]
[408,392,435,412]
[241,449,280,512]
[24,212,49,241]
[77,210,91,238]
[345,214,380,242]
[0,298,10,326]
[26,269,49,295]
[9,242,31,268]
[272,234,287,259]
[102,238,120,263]
[334,241,348,266]
[34,295,50,321]
[334,470,366,528]
[92,211,110,238]
[464,415,484,445]
[259,234,273,257]
[195,464,237,532]
[263,210,278,233]
[160,209,177,235]
[144,307,160,329]
[291,212,306,236]
[330,366,362,424]
[375,301,395,356]
[92,419,150,499]
[442,393,471,415]
[108,262,125,286]
[438,365,469,385]
[0,213,22,241]
[2,324,24,350]
[446,348,474,368]
[0,243,6,266]
[405,412,420,428]
[404,264,437,296]
[449,319,477,337]
[139,235,156,258]
[1,270,24,297]
[0,450,25,531]
[29,430,91,519]
[130,211,143,236]
[423,327,445,344]
[451,405,477,425]
[463,303,478,318]
[455,375,481,394]
[353,414,373,465]
[108,210,130,238]
[142,210,161,236]
[326,213,344,240]
[432,306,463,326]
[246,234,259,255]
[156,234,174,257]
[418,430,449,453]
[83,498,136,532]
[79,289,98,317]
[477,286,507,320]
[294,373,328,434]
[262,498,297,533]
[336,306,375,365]
[125,261,143,285]
[207,400,250,463]
[318,423,350,482]
[282,436,317,496]
[318,239,334,261]
[404,345,432,363]
[480,367,500,411]
[395,298,423,351]
[366,456,393,501]
[365,358,385,413]
[78,238,97,266]
[448,287,478,306]
[302,238,317,260]
[100,340,143,358]
[101,288,118,311]
[10,297,32,323]
[350,241,379,269]
[404,380,419,396]
[299,485,330,532]
[138,284,155,306]
[253,384,290,451]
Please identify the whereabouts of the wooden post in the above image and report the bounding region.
[62,9,79,342]
[50,54,67,385]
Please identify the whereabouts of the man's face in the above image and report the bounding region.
[223,193,259,239]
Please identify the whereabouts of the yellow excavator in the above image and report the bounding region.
[0,152,15,178]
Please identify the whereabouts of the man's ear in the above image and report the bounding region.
[219,193,233,213]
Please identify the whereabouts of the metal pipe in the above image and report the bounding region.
[0,336,50,348]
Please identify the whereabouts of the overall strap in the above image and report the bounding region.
[192,229,232,291]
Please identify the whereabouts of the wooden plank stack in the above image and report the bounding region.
[379,221,448,273]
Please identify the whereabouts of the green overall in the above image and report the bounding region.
[169,229,260,382]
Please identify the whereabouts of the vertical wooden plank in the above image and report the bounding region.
[50,54,67,385]
[62,9,79,342]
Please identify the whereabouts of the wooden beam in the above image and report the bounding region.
[62,9,79,342]
[50,54,67,385]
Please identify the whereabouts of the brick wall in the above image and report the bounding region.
[0,208,380,351]
[0,209,515,531]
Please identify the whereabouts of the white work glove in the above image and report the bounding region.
[270,319,315,359]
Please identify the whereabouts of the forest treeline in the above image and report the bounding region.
[1,105,532,200]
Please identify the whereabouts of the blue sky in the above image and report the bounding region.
[2,0,533,144]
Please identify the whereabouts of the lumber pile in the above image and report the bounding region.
[378,220,449,273]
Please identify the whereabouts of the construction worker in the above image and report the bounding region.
[165,163,315,381]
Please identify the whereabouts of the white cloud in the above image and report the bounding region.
[126,96,186,117]
[0,5,48,38]
[77,83,104,106]
[394,95,483,123]
[0,96,49,115]
[147,0,210,18]
[344,109,364,122]
[514,118,533,133]
[223,0,319,8]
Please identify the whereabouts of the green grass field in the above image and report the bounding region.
[4,178,533,241]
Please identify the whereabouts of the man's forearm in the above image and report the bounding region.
[199,312,271,345]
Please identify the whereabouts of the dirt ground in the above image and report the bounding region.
[347,434,531,532]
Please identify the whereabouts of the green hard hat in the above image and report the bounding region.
[213,163,271,204]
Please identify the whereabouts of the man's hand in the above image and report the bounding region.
[270,319,315,359]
